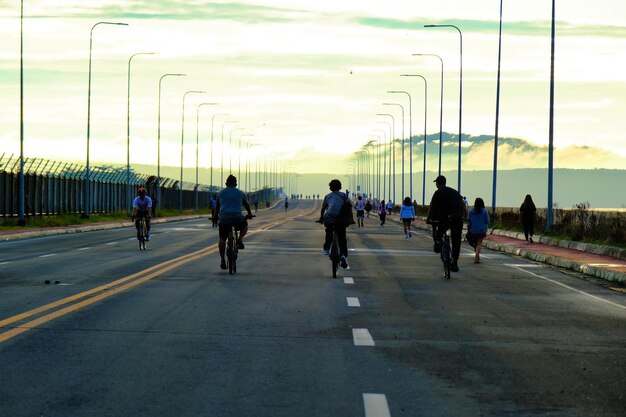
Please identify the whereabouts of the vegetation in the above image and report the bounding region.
[0,209,211,231]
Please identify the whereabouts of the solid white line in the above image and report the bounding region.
[509,265,626,310]
[363,393,391,417]
[344,277,355,284]
[353,328,375,346]
[39,254,56,258]
[347,297,361,307]
[77,247,91,251]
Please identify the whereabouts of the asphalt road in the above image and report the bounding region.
[1,200,625,417]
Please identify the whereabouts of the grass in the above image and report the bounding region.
[0,209,212,231]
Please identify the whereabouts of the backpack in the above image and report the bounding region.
[324,193,355,227]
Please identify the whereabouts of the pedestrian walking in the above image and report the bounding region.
[379,200,387,226]
[467,197,490,263]
[520,194,537,243]
[355,195,365,228]
[365,200,372,218]
[400,197,416,238]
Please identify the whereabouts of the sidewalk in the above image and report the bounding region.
[389,215,626,285]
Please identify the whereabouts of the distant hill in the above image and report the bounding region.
[295,169,626,209]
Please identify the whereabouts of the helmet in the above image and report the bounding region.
[138,187,147,194]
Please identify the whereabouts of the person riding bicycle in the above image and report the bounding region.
[215,175,254,270]
[132,187,152,241]
[318,179,351,269]
[426,175,465,273]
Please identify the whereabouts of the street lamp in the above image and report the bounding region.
[382,102,405,202]
[372,130,386,198]
[246,142,260,193]
[413,53,444,176]
[368,134,383,199]
[388,90,413,199]
[238,134,255,180]
[179,90,206,211]
[547,0,556,232]
[195,102,219,210]
[376,113,395,202]
[84,21,128,218]
[18,0,25,225]
[127,52,155,214]
[157,73,186,210]
[425,24,463,193]
[210,113,230,190]
[401,74,428,205]
[228,127,246,174]
[493,0,504,213]
[220,121,238,187]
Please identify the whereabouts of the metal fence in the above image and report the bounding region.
[0,154,279,217]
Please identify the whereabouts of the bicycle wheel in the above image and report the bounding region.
[330,233,340,278]
[138,219,146,251]
[227,229,235,275]
[442,238,451,279]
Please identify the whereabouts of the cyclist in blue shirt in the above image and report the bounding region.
[215,175,254,270]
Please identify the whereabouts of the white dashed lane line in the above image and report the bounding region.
[362,393,391,417]
[343,277,354,284]
[39,254,56,258]
[0,262,11,265]
[77,247,91,251]
[105,242,118,246]
[352,328,375,346]
[347,297,361,307]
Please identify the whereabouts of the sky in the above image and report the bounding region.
[1,0,625,181]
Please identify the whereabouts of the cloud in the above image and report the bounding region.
[355,16,626,38]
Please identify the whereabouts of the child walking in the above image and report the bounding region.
[400,197,416,238]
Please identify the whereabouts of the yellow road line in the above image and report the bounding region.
[0,205,318,344]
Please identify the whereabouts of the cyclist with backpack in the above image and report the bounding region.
[426,175,466,273]
[318,179,352,269]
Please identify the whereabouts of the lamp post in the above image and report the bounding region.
[373,130,386,198]
[375,113,395,202]
[18,0,25,225]
[413,53,444,176]
[228,127,246,174]
[425,24,463,193]
[368,134,383,199]
[400,74,428,205]
[84,21,128,218]
[179,90,206,211]
[388,90,413,199]
[127,52,155,214]
[246,142,260,193]
[493,0,504,213]
[238,134,254,180]
[547,0,556,232]
[210,113,229,191]
[195,102,219,210]
[220,121,238,187]
[157,73,186,210]
[382,102,405,202]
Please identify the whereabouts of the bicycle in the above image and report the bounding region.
[225,215,254,275]
[136,216,147,251]
[430,220,452,279]
[317,220,341,278]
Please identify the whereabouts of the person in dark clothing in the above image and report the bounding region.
[520,194,537,243]
[426,175,466,273]
[318,179,351,269]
